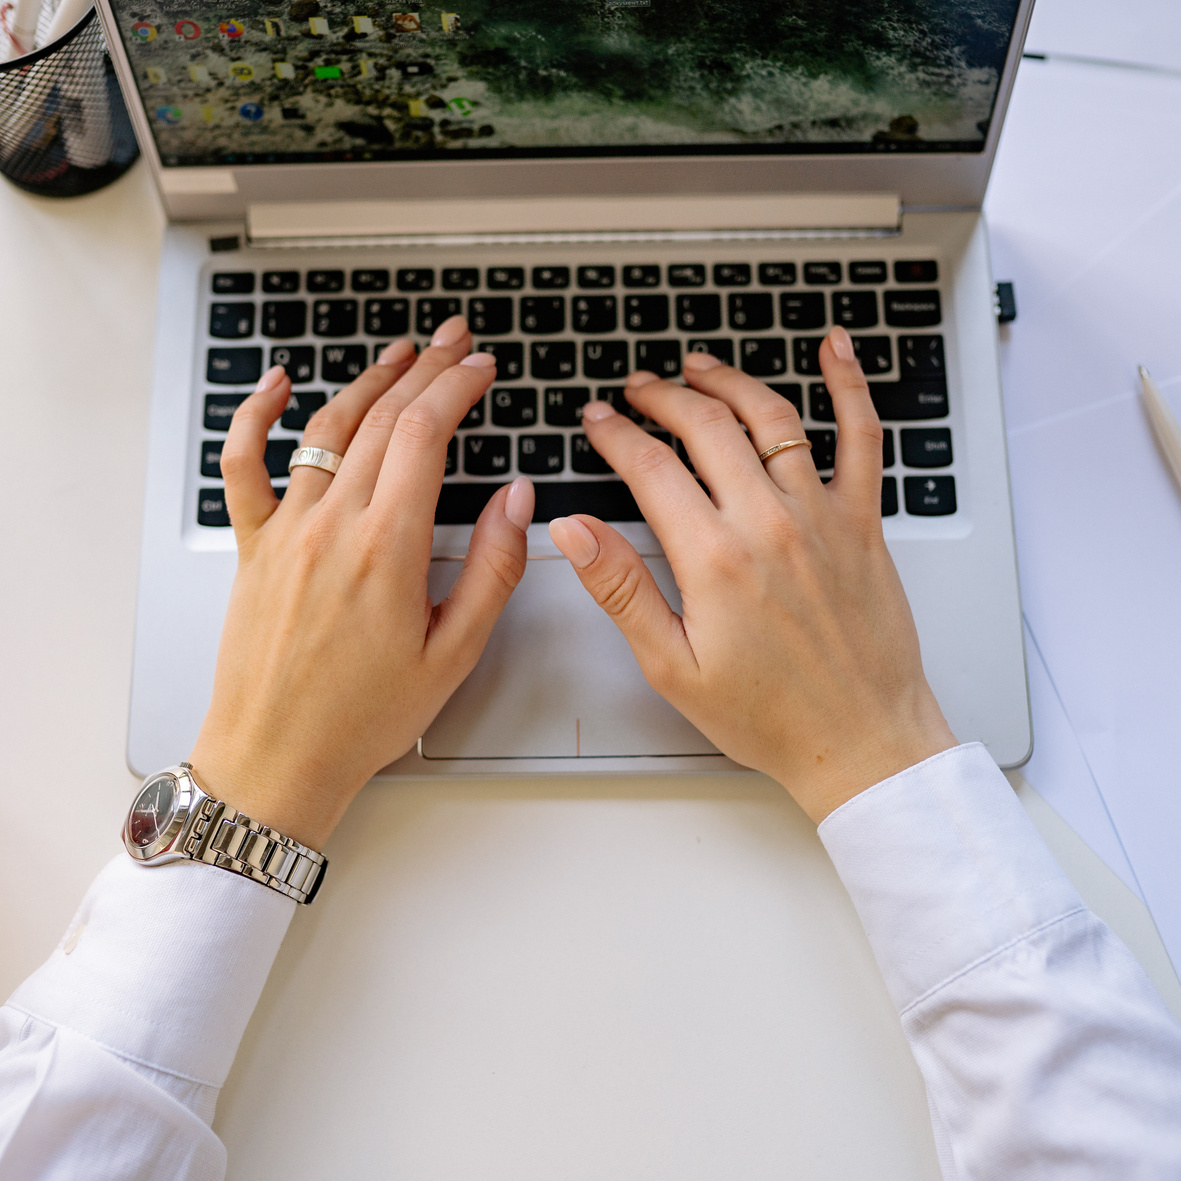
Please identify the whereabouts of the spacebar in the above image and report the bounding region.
[436,480,643,524]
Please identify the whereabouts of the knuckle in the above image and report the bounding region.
[297,509,341,563]
[627,436,674,480]
[362,395,403,434]
[688,399,734,431]
[394,402,443,450]
[591,560,645,620]
[483,536,527,594]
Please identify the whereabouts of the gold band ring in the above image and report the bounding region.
[757,439,813,463]
[288,446,344,476]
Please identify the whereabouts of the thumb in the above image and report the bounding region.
[548,515,695,691]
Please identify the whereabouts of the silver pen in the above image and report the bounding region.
[1139,365,1181,495]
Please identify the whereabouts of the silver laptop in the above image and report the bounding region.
[100,0,1035,778]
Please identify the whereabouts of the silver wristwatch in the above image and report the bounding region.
[123,763,327,905]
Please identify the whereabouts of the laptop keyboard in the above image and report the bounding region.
[196,254,955,528]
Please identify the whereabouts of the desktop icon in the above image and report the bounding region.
[238,102,264,121]
[200,105,219,123]
[144,66,166,84]
[264,18,284,36]
[174,19,201,39]
[229,62,255,81]
[308,17,329,34]
[447,96,472,116]
[131,21,157,41]
[358,57,378,77]
[351,15,374,34]
[155,105,182,123]
[441,12,460,32]
[407,99,428,117]
[188,63,210,83]
[314,65,342,79]
[218,20,245,39]
[393,12,421,32]
[274,61,296,79]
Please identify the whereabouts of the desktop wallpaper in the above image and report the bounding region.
[109,0,1024,165]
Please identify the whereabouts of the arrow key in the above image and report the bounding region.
[904,475,956,516]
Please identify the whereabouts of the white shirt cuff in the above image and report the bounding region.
[817,742,1084,1013]
[6,855,295,1088]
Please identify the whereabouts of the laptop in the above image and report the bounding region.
[99,0,1035,778]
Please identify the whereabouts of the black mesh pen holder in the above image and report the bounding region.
[1,7,138,197]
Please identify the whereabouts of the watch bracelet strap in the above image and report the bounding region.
[185,797,328,905]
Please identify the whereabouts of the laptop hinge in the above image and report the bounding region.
[246,193,900,249]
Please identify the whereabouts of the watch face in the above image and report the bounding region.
[128,773,179,849]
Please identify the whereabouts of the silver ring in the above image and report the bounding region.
[288,446,344,476]
[757,439,813,463]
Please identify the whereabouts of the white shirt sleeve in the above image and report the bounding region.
[818,741,1181,1179]
[0,855,294,1181]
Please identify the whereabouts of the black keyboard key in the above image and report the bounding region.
[686,338,734,366]
[635,339,681,378]
[200,440,225,477]
[832,291,878,329]
[204,392,246,430]
[884,289,942,328]
[321,344,367,383]
[807,429,836,469]
[364,298,410,336]
[544,386,591,426]
[468,297,513,335]
[895,260,939,284]
[882,428,895,468]
[792,338,824,376]
[868,380,949,420]
[262,271,299,294]
[583,340,629,379]
[780,292,826,330]
[281,389,327,430]
[313,299,358,337]
[596,386,645,423]
[905,475,956,515]
[397,268,434,292]
[850,261,887,284]
[351,269,389,292]
[487,266,525,290]
[271,345,315,383]
[531,341,576,380]
[263,438,298,477]
[308,270,345,293]
[446,437,457,476]
[758,262,797,286]
[435,480,642,524]
[464,435,511,476]
[198,488,231,527]
[769,383,803,414]
[624,295,669,333]
[206,347,262,385]
[209,302,255,339]
[900,334,946,377]
[262,300,307,338]
[852,335,893,375]
[668,264,706,287]
[532,266,570,289]
[712,263,749,287]
[804,262,841,285]
[572,433,613,474]
[809,383,834,422]
[491,386,538,427]
[443,267,479,290]
[461,396,485,429]
[521,297,566,334]
[577,265,615,289]
[573,295,618,334]
[416,297,462,335]
[623,264,660,288]
[901,427,953,467]
[739,338,787,377]
[212,272,254,295]
[518,434,565,474]
[882,476,899,516]
[481,341,524,380]
[676,294,721,332]
[728,292,773,331]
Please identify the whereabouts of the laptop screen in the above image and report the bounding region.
[109,0,1023,168]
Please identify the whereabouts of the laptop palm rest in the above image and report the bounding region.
[421,556,719,759]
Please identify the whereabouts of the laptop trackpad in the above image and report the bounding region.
[422,557,719,759]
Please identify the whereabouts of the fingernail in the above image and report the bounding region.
[626,370,660,388]
[459,351,496,368]
[504,476,534,531]
[255,364,285,393]
[581,400,616,423]
[683,351,722,371]
[829,325,856,362]
[377,338,415,366]
[549,516,600,569]
[430,314,469,348]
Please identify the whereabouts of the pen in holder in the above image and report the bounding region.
[1,4,138,197]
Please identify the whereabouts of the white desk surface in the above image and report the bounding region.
[2,5,1180,1176]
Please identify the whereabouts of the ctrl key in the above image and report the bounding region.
[197,488,231,527]
[904,475,956,516]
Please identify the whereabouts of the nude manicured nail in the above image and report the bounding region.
[430,314,469,347]
[549,516,600,569]
[683,351,722,371]
[255,364,285,393]
[504,476,534,531]
[581,400,615,423]
[377,338,415,365]
[829,325,856,362]
[460,351,496,368]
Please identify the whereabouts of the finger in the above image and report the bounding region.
[620,370,768,504]
[681,352,819,497]
[548,514,696,694]
[820,326,884,507]
[220,365,290,543]
[428,477,534,668]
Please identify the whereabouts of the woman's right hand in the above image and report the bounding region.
[548,325,957,822]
